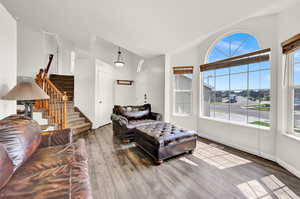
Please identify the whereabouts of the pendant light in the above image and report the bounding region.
[114,47,125,67]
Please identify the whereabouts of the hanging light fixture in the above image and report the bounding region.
[114,47,125,67]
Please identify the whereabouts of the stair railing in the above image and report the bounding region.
[34,54,68,129]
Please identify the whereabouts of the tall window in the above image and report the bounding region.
[282,34,300,135]
[286,49,300,134]
[173,66,193,115]
[202,33,271,127]
[292,49,300,133]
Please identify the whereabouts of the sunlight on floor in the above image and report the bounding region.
[192,141,251,169]
[179,157,198,167]
[237,175,300,199]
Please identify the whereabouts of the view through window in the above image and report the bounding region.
[174,73,192,115]
[292,49,300,133]
[203,33,271,127]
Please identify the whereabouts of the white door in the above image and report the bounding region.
[95,60,115,127]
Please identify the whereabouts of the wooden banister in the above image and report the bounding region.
[35,77,68,129]
[34,54,68,130]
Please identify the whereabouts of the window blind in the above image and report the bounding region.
[173,66,194,74]
[200,48,271,72]
[281,33,300,54]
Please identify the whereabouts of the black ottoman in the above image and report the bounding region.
[135,122,197,164]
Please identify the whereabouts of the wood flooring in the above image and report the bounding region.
[85,125,300,199]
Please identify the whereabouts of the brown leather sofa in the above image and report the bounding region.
[111,104,162,142]
[0,115,92,199]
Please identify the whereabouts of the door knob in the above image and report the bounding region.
[99,101,102,103]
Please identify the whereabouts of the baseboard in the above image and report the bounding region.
[197,133,261,157]
[277,159,300,179]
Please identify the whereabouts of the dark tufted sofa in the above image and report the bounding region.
[0,115,92,199]
[111,104,162,143]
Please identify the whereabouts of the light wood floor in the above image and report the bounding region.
[85,125,300,199]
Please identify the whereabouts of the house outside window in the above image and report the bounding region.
[202,33,271,128]
[173,66,193,115]
[286,49,300,134]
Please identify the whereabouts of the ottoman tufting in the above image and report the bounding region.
[135,122,197,164]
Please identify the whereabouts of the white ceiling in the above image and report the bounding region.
[0,0,298,57]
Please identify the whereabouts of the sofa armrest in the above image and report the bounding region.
[150,112,162,121]
[39,128,73,148]
[111,114,128,126]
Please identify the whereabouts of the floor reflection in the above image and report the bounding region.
[193,141,251,169]
[237,175,300,199]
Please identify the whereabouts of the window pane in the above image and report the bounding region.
[231,73,247,90]
[294,63,300,85]
[204,76,215,88]
[216,75,229,91]
[229,90,247,124]
[203,70,214,78]
[203,86,215,117]
[214,91,229,120]
[249,63,260,72]
[216,68,229,76]
[294,88,300,133]
[249,72,260,90]
[175,75,192,90]
[175,92,191,114]
[231,65,247,74]
[260,70,270,89]
[259,90,271,126]
[295,49,300,64]
[259,61,270,70]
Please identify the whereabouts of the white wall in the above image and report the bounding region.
[166,7,300,177]
[276,2,300,177]
[74,56,95,123]
[135,55,165,115]
[168,14,279,160]
[0,3,17,119]
[17,21,76,77]
[92,37,140,106]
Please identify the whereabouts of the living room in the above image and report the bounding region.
[1,0,300,198]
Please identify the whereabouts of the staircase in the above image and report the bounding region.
[67,102,92,135]
[34,55,92,135]
[50,74,74,101]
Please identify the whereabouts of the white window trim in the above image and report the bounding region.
[173,75,193,116]
[285,52,300,136]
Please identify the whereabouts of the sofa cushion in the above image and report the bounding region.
[0,115,41,170]
[0,144,14,190]
[114,104,151,120]
[16,139,87,176]
[127,120,162,129]
[0,139,92,199]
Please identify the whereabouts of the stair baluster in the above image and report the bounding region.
[35,76,68,130]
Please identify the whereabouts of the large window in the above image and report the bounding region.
[287,49,300,134]
[173,66,193,115]
[202,33,271,128]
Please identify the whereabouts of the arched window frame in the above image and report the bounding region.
[200,32,272,128]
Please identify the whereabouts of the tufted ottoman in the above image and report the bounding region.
[135,122,197,164]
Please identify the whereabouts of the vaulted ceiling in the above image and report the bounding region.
[0,0,298,57]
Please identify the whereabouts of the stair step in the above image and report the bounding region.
[68,117,85,125]
[71,122,91,135]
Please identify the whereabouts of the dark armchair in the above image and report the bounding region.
[111,104,162,143]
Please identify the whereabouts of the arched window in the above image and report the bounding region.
[207,33,260,63]
[202,33,271,128]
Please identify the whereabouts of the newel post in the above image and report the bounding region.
[63,92,68,129]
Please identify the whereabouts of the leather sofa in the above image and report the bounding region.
[111,104,162,142]
[0,115,92,199]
